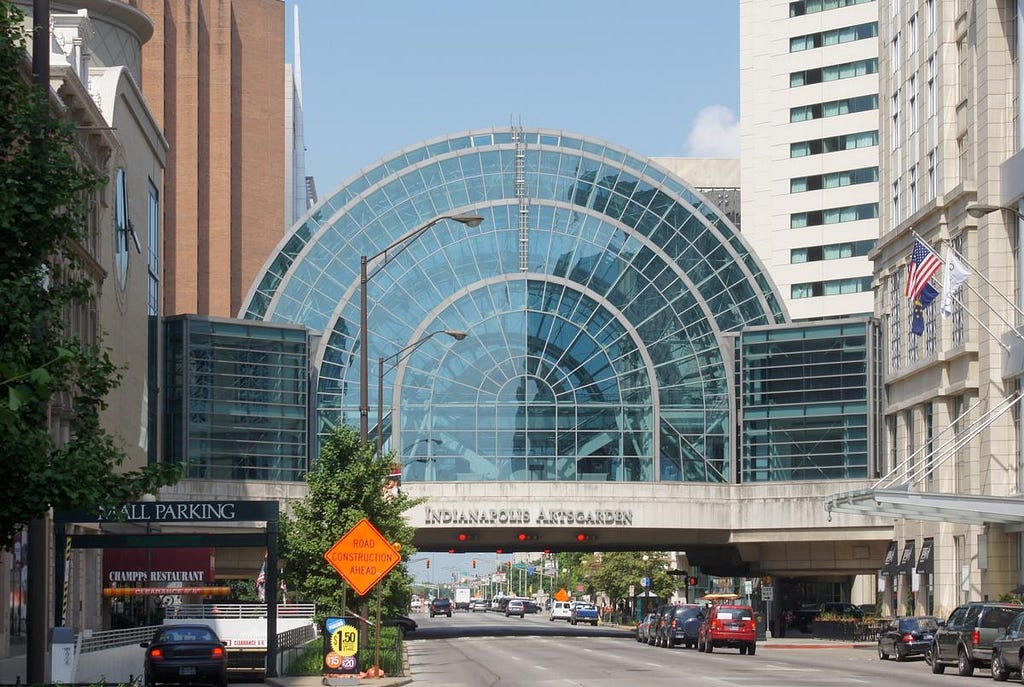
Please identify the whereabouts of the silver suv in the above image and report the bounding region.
[931,602,1023,676]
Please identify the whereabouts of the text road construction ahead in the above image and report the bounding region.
[324,518,401,596]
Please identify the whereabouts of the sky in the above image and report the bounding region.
[284,1,739,585]
[287,0,740,198]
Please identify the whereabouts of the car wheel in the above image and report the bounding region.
[447,612,451,617]
[218,673,228,687]
[748,643,756,656]
[931,644,945,674]
[740,645,747,655]
[895,646,906,662]
[957,647,975,677]
[706,640,714,653]
[992,650,1009,682]
[878,644,889,661]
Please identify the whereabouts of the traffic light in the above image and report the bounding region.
[457,532,477,543]
[516,532,537,542]
[687,576,698,587]
[575,533,590,542]
[426,560,430,569]
[472,559,477,569]
[507,560,512,570]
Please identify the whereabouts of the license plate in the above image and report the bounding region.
[923,634,932,640]
[179,667,196,676]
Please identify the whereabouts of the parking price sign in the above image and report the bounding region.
[324,518,401,596]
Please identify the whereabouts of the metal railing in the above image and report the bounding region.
[79,624,162,653]
[165,603,316,618]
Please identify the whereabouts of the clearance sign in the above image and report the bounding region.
[324,518,401,596]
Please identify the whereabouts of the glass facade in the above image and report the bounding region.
[163,316,311,481]
[738,321,872,482]
[240,127,872,484]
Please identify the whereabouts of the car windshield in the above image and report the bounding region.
[982,608,1023,628]
[714,607,753,621]
[674,607,700,619]
[576,604,596,611]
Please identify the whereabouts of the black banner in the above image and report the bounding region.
[897,540,916,573]
[917,538,934,574]
[880,540,899,574]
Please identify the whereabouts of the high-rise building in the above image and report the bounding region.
[740,0,880,320]
[134,0,286,318]
[284,4,311,229]
[829,0,1024,617]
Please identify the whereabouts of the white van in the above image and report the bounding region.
[550,601,573,622]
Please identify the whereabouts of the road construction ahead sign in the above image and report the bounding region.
[324,518,401,596]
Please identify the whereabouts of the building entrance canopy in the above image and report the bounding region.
[825,488,1024,527]
[244,127,788,484]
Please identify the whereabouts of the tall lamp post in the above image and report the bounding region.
[359,213,484,442]
[377,329,468,459]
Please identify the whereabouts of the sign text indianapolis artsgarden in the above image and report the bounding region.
[423,506,633,526]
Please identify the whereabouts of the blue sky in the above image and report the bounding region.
[287,1,740,197]
[285,1,739,583]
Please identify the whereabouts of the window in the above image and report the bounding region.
[790,130,879,158]
[909,73,918,133]
[925,403,935,486]
[928,149,937,199]
[791,166,878,193]
[927,55,936,117]
[892,34,901,74]
[927,0,935,35]
[909,13,918,54]
[790,95,878,122]
[789,0,875,17]
[790,22,878,52]
[113,167,130,291]
[958,37,968,103]
[790,239,876,263]
[957,133,969,183]
[790,58,878,87]
[890,272,903,371]
[791,203,879,228]
[791,277,873,298]
[909,165,918,214]
[892,180,901,225]
[950,235,966,344]
[891,91,901,151]
[147,179,160,317]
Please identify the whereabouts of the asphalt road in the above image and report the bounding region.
[402,610,961,686]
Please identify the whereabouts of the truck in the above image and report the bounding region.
[570,601,599,626]
[454,587,471,611]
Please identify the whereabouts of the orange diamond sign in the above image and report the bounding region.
[324,518,401,596]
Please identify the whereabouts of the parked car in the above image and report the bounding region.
[636,612,657,643]
[990,610,1024,681]
[931,602,1023,676]
[469,599,488,612]
[658,604,704,649]
[522,600,540,614]
[697,604,757,655]
[410,598,422,612]
[505,599,526,618]
[550,600,573,622]
[877,616,938,661]
[141,623,228,687]
[570,602,599,626]
[429,597,453,618]
[650,604,677,646]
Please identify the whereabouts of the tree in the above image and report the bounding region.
[588,551,677,606]
[279,426,422,623]
[0,2,180,549]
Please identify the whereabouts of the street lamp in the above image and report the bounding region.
[377,329,468,459]
[359,213,484,441]
[966,203,1024,221]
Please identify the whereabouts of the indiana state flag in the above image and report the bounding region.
[911,283,940,336]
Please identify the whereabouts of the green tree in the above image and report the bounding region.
[588,551,677,606]
[279,426,422,623]
[0,2,180,549]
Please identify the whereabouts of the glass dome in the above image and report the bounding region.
[243,127,787,483]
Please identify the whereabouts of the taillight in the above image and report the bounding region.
[211,646,225,658]
[901,633,914,644]
[148,648,164,662]
[671,620,678,629]
[971,629,980,646]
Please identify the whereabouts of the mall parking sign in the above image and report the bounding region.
[324,518,401,596]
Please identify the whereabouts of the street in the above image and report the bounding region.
[403,610,953,686]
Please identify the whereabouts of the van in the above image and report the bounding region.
[550,601,573,622]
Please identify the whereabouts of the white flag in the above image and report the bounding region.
[941,251,972,319]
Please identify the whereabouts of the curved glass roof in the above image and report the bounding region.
[243,127,788,483]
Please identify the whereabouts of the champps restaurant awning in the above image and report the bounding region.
[825,488,1024,526]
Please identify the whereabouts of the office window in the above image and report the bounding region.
[909,165,918,214]
[791,203,879,228]
[927,55,936,117]
[928,149,937,199]
[789,0,875,17]
[909,13,918,54]
[924,402,935,486]
[958,37,968,103]
[791,239,876,263]
[927,0,935,35]
[892,91,901,151]
[790,22,878,52]
[890,271,903,372]
[909,73,918,133]
[790,58,878,87]
[950,235,966,344]
[791,130,879,157]
[790,94,878,122]
[791,166,878,193]
[791,276,873,298]
[892,34,901,74]
[147,179,160,317]
[892,180,901,225]
[957,133,969,183]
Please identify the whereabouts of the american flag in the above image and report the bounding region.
[256,559,266,602]
[906,239,943,299]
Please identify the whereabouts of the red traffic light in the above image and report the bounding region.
[426,560,430,569]
[687,576,698,586]
[448,548,456,554]
[516,532,537,542]
[576,533,588,542]
[472,559,477,568]
[496,548,504,554]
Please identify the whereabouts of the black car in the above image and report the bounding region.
[659,604,704,649]
[141,624,228,687]
[383,615,418,636]
[429,597,453,618]
[877,616,938,661]
[931,602,1024,676]
[991,610,1024,681]
[650,604,677,647]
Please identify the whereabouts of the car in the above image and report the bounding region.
[877,616,938,661]
[697,604,757,655]
[429,598,453,618]
[505,600,525,618]
[383,615,418,636]
[930,602,1023,676]
[469,599,488,612]
[522,600,540,614]
[659,604,704,649]
[140,623,228,687]
[990,610,1024,681]
[570,602,599,626]
[550,601,573,622]
[636,612,657,643]
[410,598,422,612]
[649,604,677,646]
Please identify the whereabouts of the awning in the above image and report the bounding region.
[825,488,1024,526]
[917,538,934,574]
[880,540,898,575]
[897,540,916,573]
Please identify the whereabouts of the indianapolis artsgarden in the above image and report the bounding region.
[166,127,873,486]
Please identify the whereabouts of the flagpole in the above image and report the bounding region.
[956,279,1024,342]
[945,244,1024,321]
[947,291,1013,351]
[911,230,942,257]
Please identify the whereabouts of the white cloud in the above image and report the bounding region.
[685,105,740,158]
